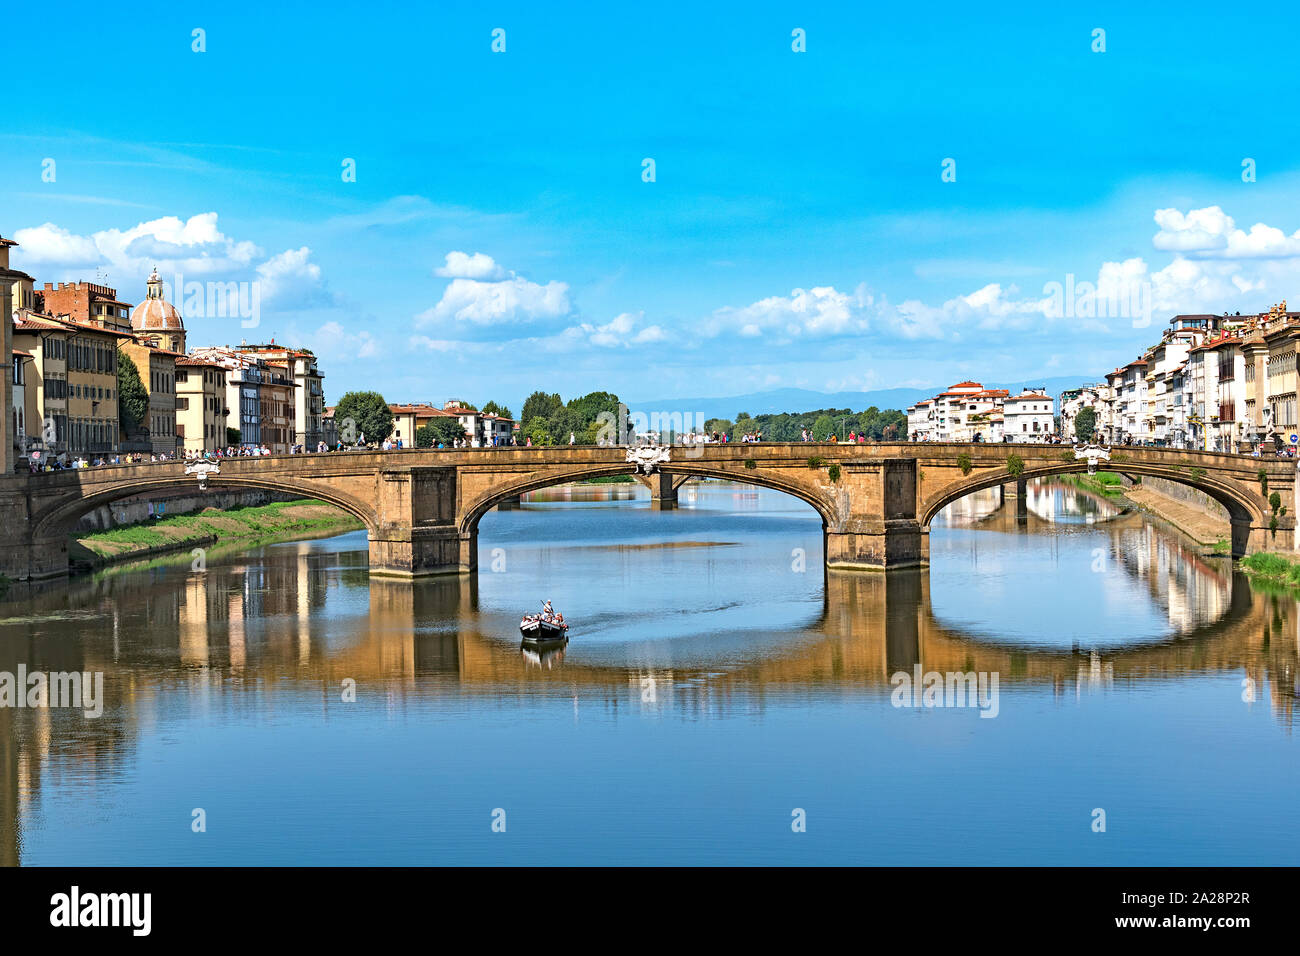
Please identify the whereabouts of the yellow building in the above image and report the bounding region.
[60,319,130,456]
[175,356,229,453]
[1,234,34,472]
[11,348,36,465]
[388,403,444,447]
[11,313,68,459]
[119,341,179,456]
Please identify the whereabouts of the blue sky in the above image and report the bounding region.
[4,0,1300,413]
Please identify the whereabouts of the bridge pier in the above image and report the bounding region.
[824,458,926,571]
[0,537,68,581]
[1234,517,1292,557]
[825,522,926,570]
[495,494,522,511]
[635,472,680,510]
[368,466,471,577]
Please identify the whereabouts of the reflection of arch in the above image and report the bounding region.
[920,461,1263,555]
[458,464,833,537]
[31,476,378,540]
[918,565,1253,660]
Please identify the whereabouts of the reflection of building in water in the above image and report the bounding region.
[1025,481,1116,524]
[180,574,209,666]
[935,486,1002,524]
[1076,649,1115,696]
[1108,523,1230,635]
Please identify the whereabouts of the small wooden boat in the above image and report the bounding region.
[519,617,568,641]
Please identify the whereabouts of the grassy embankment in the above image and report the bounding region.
[70,500,363,565]
[1240,552,1300,589]
[1057,470,1132,496]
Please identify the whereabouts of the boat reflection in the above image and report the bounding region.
[520,638,569,668]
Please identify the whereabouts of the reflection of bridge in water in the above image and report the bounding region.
[4,487,1300,866]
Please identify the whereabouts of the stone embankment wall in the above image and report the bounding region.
[1133,475,1230,522]
[74,490,302,532]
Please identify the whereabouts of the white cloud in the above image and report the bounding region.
[1153,205,1300,259]
[10,223,99,266]
[315,320,379,360]
[10,212,313,305]
[567,311,667,348]
[705,285,873,339]
[418,254,572,329]
[256,247,331,308]
[435,251,506,280]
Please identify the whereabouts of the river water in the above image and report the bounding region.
[1,480,1296,865]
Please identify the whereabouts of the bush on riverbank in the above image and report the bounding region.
[1241,551,1300,584]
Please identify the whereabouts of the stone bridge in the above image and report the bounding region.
[0,442,1294,580]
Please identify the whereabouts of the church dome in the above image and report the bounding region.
[130,268,185,333]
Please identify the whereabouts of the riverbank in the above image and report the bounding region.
[1240,552,1300,591]
[70,500,363,568]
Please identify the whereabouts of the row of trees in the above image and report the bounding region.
[702,406,907,443]
[321,389,910,448]
[519,390,621,445]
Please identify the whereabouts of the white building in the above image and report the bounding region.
[907,399,935,441]
[908,383,1008,441]
[1059,385,1107,442]
[1003,389,1054,442]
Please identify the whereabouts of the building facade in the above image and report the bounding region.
[175,357,229,454]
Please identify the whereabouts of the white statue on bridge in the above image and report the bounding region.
[626,444,671,475]
[185,460,221,490]
[1073,443,1111,475]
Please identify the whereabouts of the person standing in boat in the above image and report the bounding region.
[542,599,554,621]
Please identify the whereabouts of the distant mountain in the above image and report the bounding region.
[628,377,1091,421]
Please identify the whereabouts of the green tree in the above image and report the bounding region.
[812,414,834,441]
[857,406,882,438]
[1074,407,1097,442]
[565,391,621,441]
[116,351,149,436]
[521,391,564,426]
[417,418,468,447]
[523,417,554,445]
[226,427,241,446]
[732,414,759,440]
[481,400,513,420]
[335,391,393,443]
[704,418,733,436]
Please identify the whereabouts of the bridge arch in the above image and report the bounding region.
[919,460,1266,556]
[30,474,380,542]
[458,462,837,539]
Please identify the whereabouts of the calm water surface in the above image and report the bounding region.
[1,479,1296,865]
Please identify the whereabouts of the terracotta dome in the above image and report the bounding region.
[130,268,185,333]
